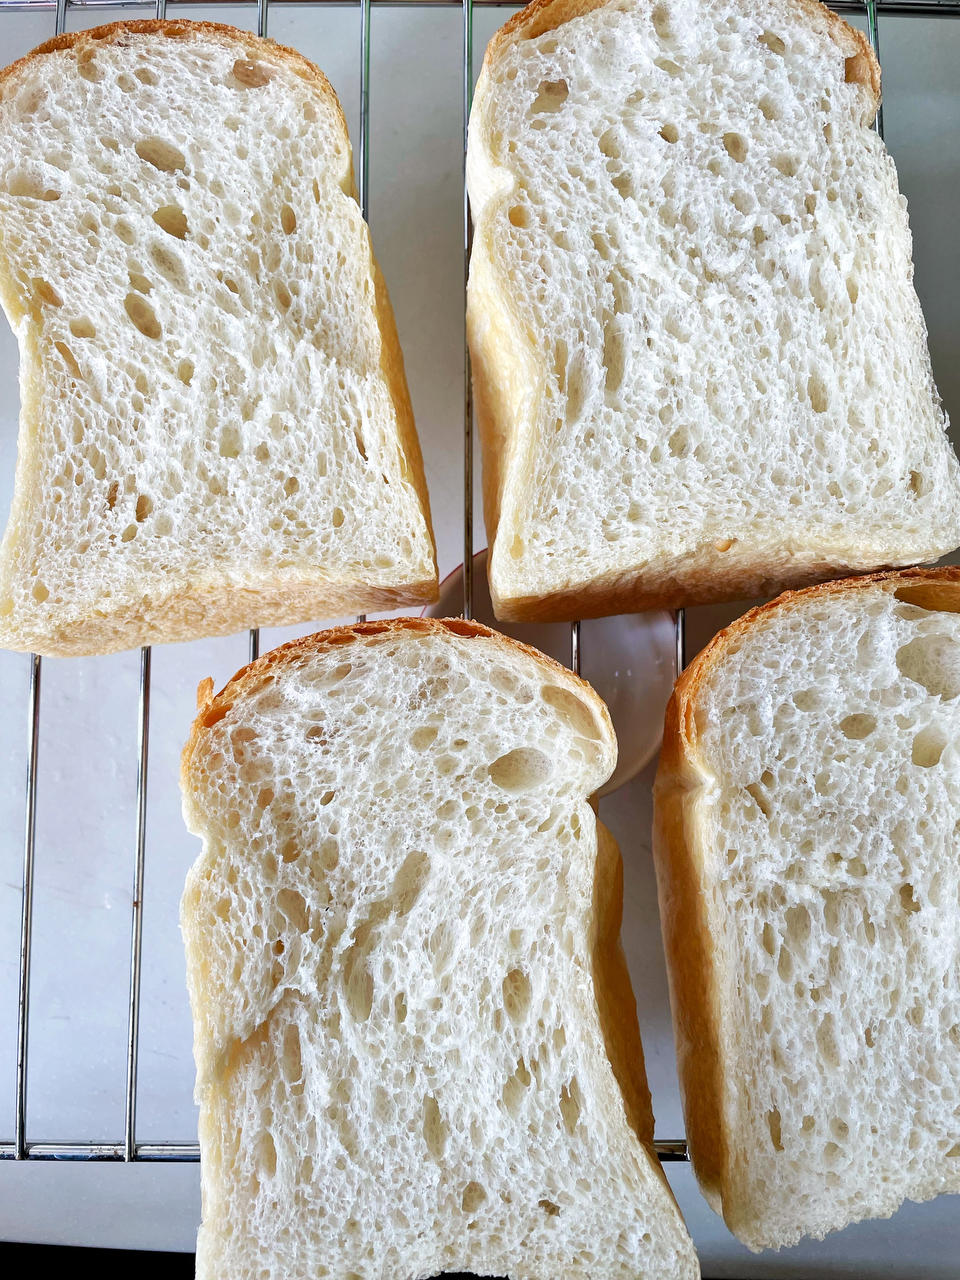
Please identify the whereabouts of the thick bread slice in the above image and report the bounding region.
[0,21,436,656]
[181,617,699,1280]
[653,568,960,1250]
[467,0,960,621]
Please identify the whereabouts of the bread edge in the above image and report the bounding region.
[0,19,438,656]
[652,565,960,1249]
[469,0,884,624]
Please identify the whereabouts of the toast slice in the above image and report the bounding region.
[653,568,960,1250]
[181,617,699,1280]
[0,21,436,656]
[467,0,960,621]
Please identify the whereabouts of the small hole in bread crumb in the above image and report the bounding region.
[280,203,296,234]
[759,30,786,56]
[152,205,188,239]
[231,59,274,89]
[530,78,568,114]
[124,293,161,339]
[135,137,186,173]
[723,132,748,162]
[659,123,679,144]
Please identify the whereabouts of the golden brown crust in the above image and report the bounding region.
[486,0,879,109]
[652,566,960,1224]
[183,614,615,792]
[0,18,346,119]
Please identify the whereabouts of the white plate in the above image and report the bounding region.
[423,549,678,797]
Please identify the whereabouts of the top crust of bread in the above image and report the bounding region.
[0,21,437,655]
[653,567,960,1249]
[468,0,958,622]
[486,0,880,105]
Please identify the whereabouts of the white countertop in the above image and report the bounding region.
[0,3,957,1274]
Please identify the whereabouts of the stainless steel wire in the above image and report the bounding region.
[4,0,935,1171]
[462,0,474,620]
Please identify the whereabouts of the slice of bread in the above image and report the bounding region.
[0,21,437,656]
[181,617,699,1280]
[467,0,960,622]
[653,568,960,1250]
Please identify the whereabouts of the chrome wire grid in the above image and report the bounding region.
[0,0,955,1171]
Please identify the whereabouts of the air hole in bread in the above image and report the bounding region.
[839,712,875,740]
[909,470,930,498]
[773,154,799,178]
[723,132,748,162]
[530,78,568,114]
[655,56,681,77]
[275,281,292,311]
[896,634,960,700]
[658,123,679,144]
[128,270,152,295]
[31,580,49,604]
[759,30,786,56]
[651,3,672,40]
[120,523,138,542]
[422,1094,448,1159]
[152,204,188,239]
[912,726,946,768]
[502,968,532,1023]
[32,278,62,308]
[508,205,530,229]
[135,137,186,174]
[502,1059,532,1116]
[277,887,310,933]
[177,358,194,386]
[280,203,297,235]
[541,685,602,740]
[123,293,161,339]
[77,51,102,83]
[332,507,345,529]
[807,374,828,414]
[68,316,96,340]
[488,747,552,792]
[6,170,60,201]
[766,1107,784,1152]
[410,725,438,750]
[559,1077,581,1133]
[898,883,922,917]
[231,59,274,89]
[54,341,81,379]
[539,1198,561,1217]
[758,93,781,121]
[135,494,152,522]
[219,426,241,459]
[461,1181,486,1214]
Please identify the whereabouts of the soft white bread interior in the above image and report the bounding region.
[0,21,436,656]
[653,568,960,1250]
[181,617,699,1280]
[467,0,960,621]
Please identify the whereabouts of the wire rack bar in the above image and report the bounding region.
[355,0,372,625]
[0,1137,690,1163]
[123,645,151,1161]
[2,0,958,14]
[462,0,474,619]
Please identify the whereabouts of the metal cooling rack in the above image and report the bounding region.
[0,0,955,1178]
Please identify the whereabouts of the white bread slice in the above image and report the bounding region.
[653,568,960,1251]
[181,617,699,1280]
[467,0,960,622]
[0,21,437,656]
